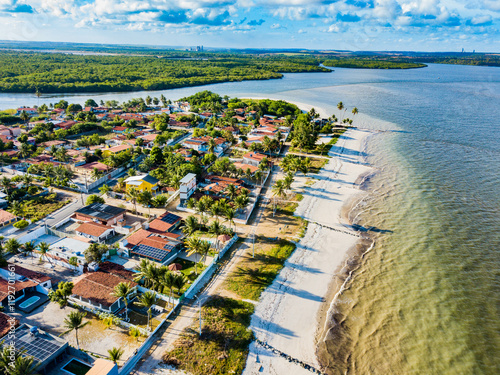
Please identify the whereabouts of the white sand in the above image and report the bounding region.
[243,128,373,375]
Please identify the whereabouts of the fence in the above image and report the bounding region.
[181,234,238,300]
[17,226,46,244]
[118,306,178,375]
[83,167,125,192]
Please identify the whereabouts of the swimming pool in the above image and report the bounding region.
[19,296,40,309]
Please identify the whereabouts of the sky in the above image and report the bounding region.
[0,0,499,52]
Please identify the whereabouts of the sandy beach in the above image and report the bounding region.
[242,128,373,375]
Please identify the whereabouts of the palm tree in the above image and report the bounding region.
[198,240,211,261]
[224,208,236,232]
[225,184,237,200]
[22,241,36,261]
[99,183,112,197]
[317,142,328,155]
[352,107,358,116]
[19,143,31,161]
[209,201,222,221]
[4,353,40,375]
[272,179,286,207]
[254,170,263,187]
[138,190,153,216]
[38,241,52,264]
[5,238,21,254]
[1,176,13,194]
[9,200,25,219]
[22,173,33,188]
[337,101,347,124]
[169,174,182,190]
[126,187,140,213]
[185,237,202,274]
[233,195,248,214]
[19,110,30,124]
[182,215,199,237]
[133,259,162,291]
[173,274,187,297]
[138,291,157,330]
[62,311,91,350]
[283,172,294,194]
[111,282,134,321]
[209,220,224,251]
[207,138,216,154]
[161,272,175,307]
[108,347,124,364]
[55,147,69,162]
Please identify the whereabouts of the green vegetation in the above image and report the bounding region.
[323,58,426,69]
[12,219,28,229]
[14,193,69,222]
[226,240,296,300]
[163,296,254,375]
[0,52,329,93]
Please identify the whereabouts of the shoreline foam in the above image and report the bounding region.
[242,127,374,375]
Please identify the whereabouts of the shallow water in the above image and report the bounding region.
[3,63,500,374]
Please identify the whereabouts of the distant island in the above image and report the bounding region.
[322,58,426,69]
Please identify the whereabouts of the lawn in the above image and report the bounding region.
[163,296,254,375]
[168,257,208,298]
[225,240,296,301]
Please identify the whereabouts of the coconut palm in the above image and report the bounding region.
[19,143,31,161]
[317,142,329,156]
[209,201,222,221]
[138,190,153,216]
[38,241,52,264]
[208,138,216,154]
[209,220,224,251]
[173,274,187,297]
[161,272,176,307]
[9,200,25,218]
[283,172,294,194]
[182,215,199,237]
[133,259,160,290]
[99,183,112,197]
[1,177,13,195]
[3,352,40,375]
[233,195,248,214]
[198,239,211,261]
[111,282,134,321]
[138,291,157,330]
[126,187,140,213]
[62,311,91,350]
[352,107,358,116]
[5,238,21,254]
[22,241,36,261]
[254,170,263,187]
[108,347,124,364]
[224,208,236,232]
[225,184,238,200]
[91,167,104,181]
[22,173,33,188]
[169,174,182,190]
[185,237,203,274]
[152,194,168,208]
[19,110,30,124]
[272,179,286,202]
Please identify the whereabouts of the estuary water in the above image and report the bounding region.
[2,64,499,374]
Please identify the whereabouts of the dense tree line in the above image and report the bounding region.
[322,58,426,69]
[0,52,330,93]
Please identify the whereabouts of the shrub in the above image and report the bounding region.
[13,220,29,229]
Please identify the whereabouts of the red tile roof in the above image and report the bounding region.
[76,222,113,237]
[0,312,19,338]
[72,271,137,308]
[0,209,16,225]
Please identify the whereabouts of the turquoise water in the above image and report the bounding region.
[2,63,499,373]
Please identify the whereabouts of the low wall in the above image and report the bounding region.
[17,226,46,244]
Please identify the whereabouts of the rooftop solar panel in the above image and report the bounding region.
[132,244,169,261]
[6,326,66,364]
[160,213,180,224]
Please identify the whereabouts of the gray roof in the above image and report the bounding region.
[75,203,126,221]
[142,174,159,185]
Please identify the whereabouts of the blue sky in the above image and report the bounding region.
[0,0,499,51]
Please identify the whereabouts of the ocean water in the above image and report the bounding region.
[2,63,499,374]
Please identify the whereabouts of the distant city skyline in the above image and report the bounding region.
[0,0,498,52]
